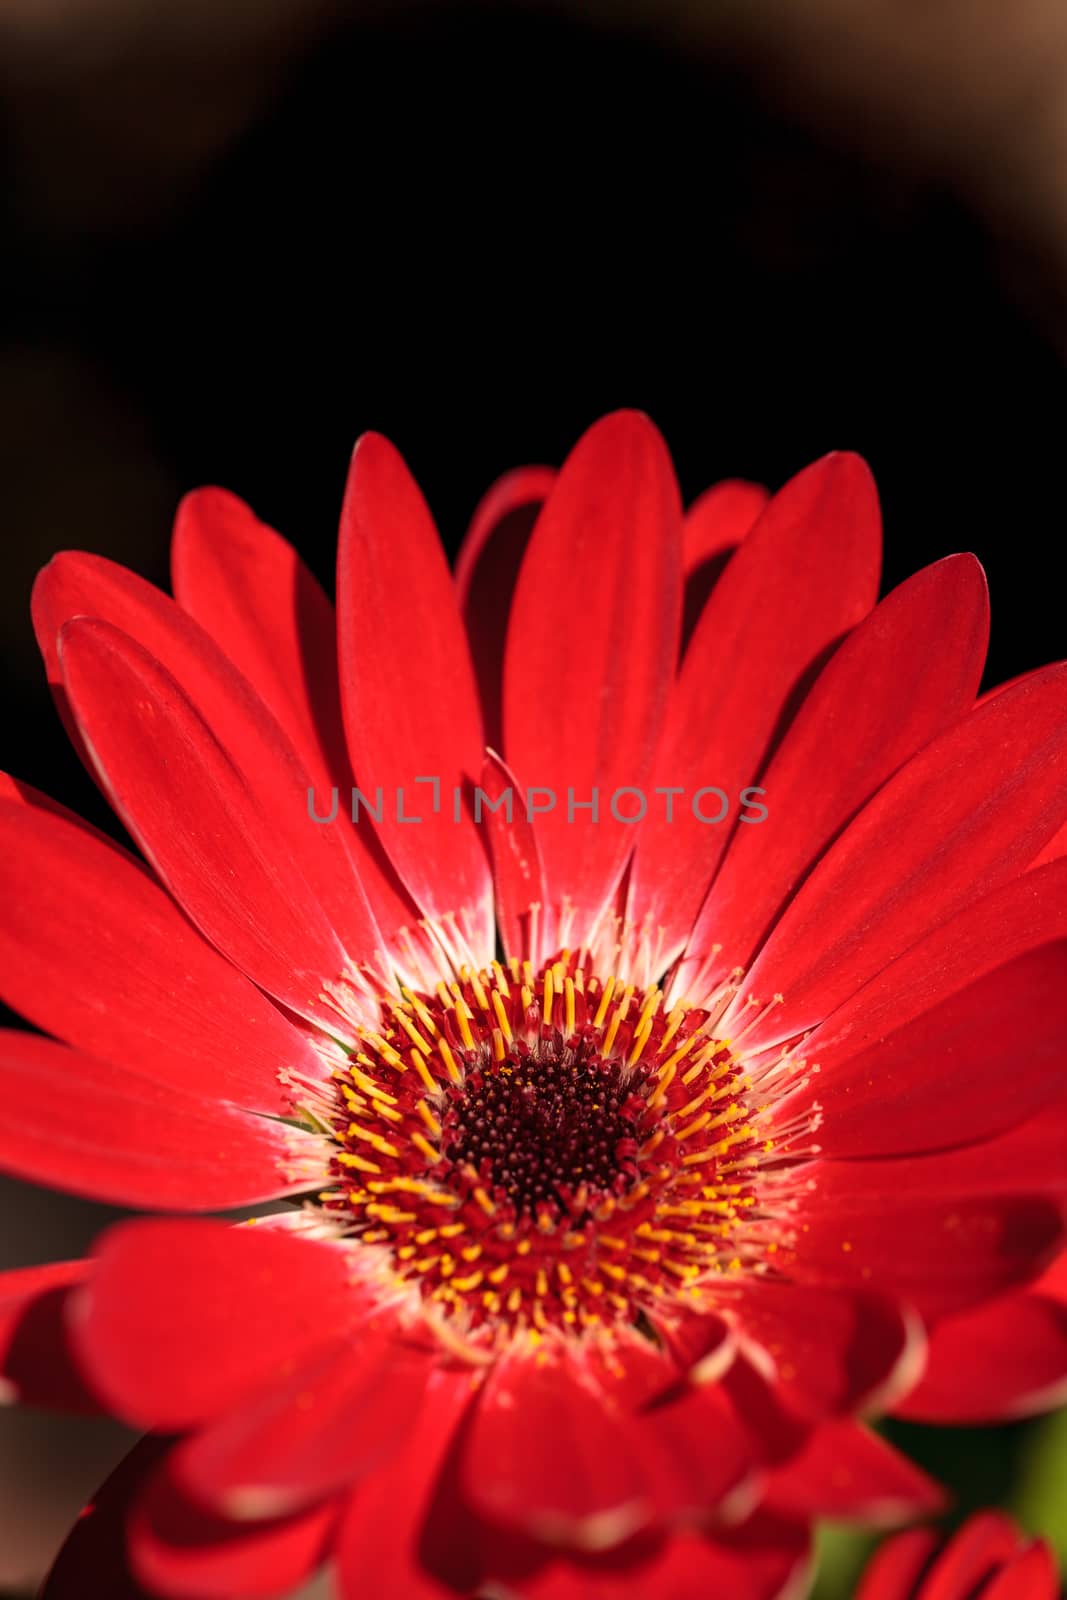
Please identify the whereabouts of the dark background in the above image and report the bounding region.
[4,4,1067,831]
[1,2,1065,1593]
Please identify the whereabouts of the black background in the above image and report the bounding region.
[3,6,1064,840]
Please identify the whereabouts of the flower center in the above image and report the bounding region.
[439,1051,646,1219]
[314,954,783,1353]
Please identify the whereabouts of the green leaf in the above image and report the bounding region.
[1008,1404,1067,1564]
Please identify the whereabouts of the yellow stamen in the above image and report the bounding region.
[564,976,576,1036]
[491,989,513,1042]
[437,1038,461,1084]
[410,1048,438,1095]
[455,1003,475,1050]
[411,1131,441,1165]
[593,975,616,1027]
[416,1101,442,1139]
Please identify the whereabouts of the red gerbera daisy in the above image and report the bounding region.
[1,411,1066,1599]
[855,1512,1060,1600]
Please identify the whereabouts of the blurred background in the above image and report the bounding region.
[2,0,1067,1594]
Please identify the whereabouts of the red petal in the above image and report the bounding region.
[461,1353,655,1549]
[893,1282,1067,1423]
[632,452,881,965]
[637,1377,758,1520]
[171,489,347,780]
[782,1165,1064,1317]
[73,1219,365,1429]
[456,465,557,611]
[854,1528,940,1600]
[807,942,1067,1157]
[682,478,769,649]
[172,488,418,947]
[862,1099,1067,1202]
[720,1353,810,1465]
[480,748,548,964]
[0,1030,311,1210]
[336,1367,476,1599]
[977,669,1039,707]
[575,1336,754,1517]
[981,1542,1060,1600]
[503,411,683,941]
[659,1517,812,1600]
[0,795,313,1113]
[173,1330,434,1517]
[680,554,988,987]
[0,1259,97,1411]
[764,1420,945,1524]
[58,619,373,1035]
[43,1446,335,1600]
[919,1512,1023,1600]
[1034,1250,1067,1301]
[723,1278,921,1418]
[130,1454,338,1600]
[337,432,493,956]
[45,1441,337,1600]
[518,1516,812,1600]
[799,855,1067,1091]
[650,1306,736,1381]
[739,663,1067,1051]
[684,478,769,571]
[34,551,388,974]
[47,1439,331,1600]
[1031,818,1067,869]
[455,465,556,751]
[0,770,91,822]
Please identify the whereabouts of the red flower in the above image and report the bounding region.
[1,411,1066,1598]
[856,1512,1060,1600]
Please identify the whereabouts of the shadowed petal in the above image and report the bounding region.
[455,465,556,751]
[722,1279,921,1419]
[894,1254,1067,1423]
[681,478,769,650]
[336,1367,477,1599]
[0,1259,96,1411]
[131,1455,339,1600]
[480,748,548,964]
[40,1437,169,1600]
